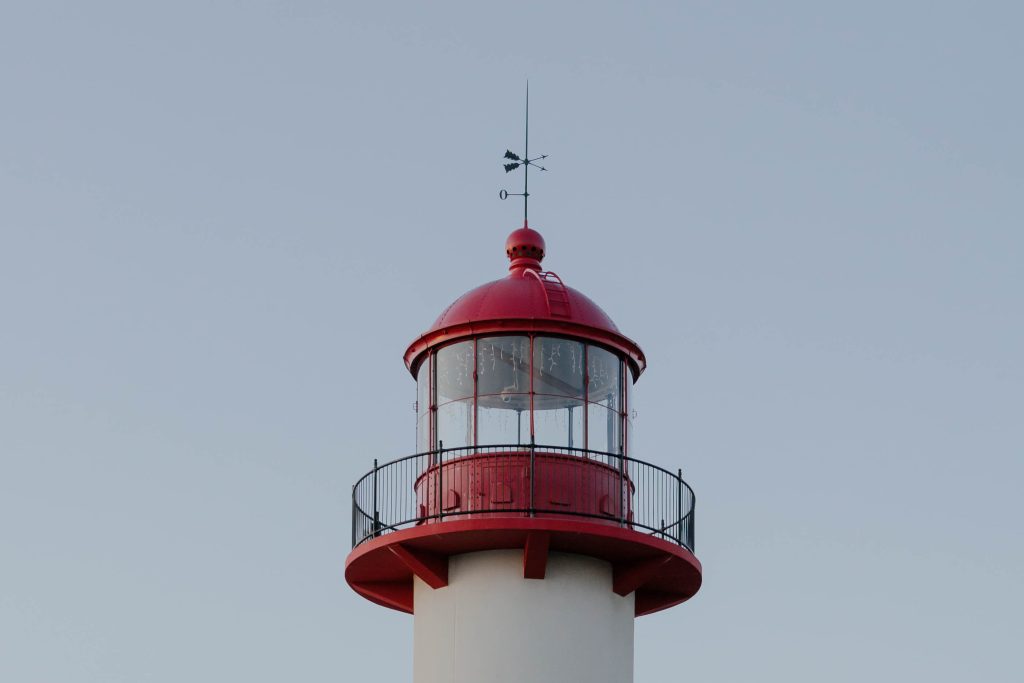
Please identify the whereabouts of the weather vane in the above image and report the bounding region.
[499,82,547,225]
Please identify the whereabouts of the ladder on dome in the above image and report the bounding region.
[528,270,573,319]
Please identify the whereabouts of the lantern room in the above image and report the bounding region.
[407,225,643,455]
[415,334,628,455]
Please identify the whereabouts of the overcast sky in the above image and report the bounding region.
[1,2,1021,681]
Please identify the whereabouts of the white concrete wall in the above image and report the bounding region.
[414,550,634,683]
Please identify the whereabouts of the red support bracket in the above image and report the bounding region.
[522,531,550,580]
[354,580,414,613]
[613,556,671,596]
[389,544,449,590]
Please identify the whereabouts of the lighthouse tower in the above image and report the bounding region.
[345,223,702,683]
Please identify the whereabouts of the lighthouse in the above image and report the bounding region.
[345,218,702,682]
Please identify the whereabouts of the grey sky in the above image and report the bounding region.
[1,2,1021,681]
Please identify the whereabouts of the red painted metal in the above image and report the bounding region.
[523,269,573,319]
[505,224,546,270]
[403,226,646,379]
[413,450,632,522]
[353,580,413,613]
[345,518,702,617]
[522,531,550,579]
[389,544,449,589]
[612,556,672,596]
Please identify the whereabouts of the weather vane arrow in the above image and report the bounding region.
[499,82,547,225]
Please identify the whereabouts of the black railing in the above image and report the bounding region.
[351,444,695,552]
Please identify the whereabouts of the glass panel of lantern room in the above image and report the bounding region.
[476,336,530,446]
[435,341,474,451]
[477,402,530,445]
[436,341,474,404]
[477,336,530,396]
[534,337,585,398]
[534,395,584,448]
[587,345,621,410]
[436,398,474,451]
[417,412,431,454]
[533,337,585,448]
[416,358,431,454]
[586,404,621,456]
[587,345,622,459]
[624,360,633,456]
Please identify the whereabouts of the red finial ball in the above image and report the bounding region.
[505,223,546,270]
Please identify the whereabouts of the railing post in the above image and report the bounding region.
[618,445,626,527]
[529,437,536,517]
[372,458,380,538]
[351,483,356,547]
[677,468,684,545]
[438,441,444,521]
[691,507,696,551]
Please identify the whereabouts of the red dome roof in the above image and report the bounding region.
[428,272,619,333]
[404,224,646,378]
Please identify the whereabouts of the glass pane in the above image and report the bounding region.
[436,341,474,403]
[436,398,474,450]
[587,345,621,409]
[417,412,431,454]
[625,362,633,411]
[587,403,621,455]
[534,337,584,398]
[417,358,430,418]
[477,336,530,396]
[534,397,584,449]
[624,367,633,456]
[478,402,530,446]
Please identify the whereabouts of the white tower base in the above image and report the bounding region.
[413,549,635,683]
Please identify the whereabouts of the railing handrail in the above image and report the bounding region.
[350,443,696,551]
[351,443,695,499]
